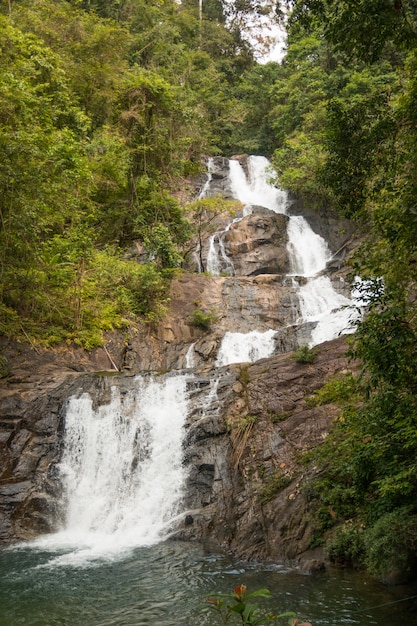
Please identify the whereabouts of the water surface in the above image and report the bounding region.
[1,540,415,626]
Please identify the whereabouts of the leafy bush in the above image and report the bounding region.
[206,584,312,625]
[327,523,366,567]
[363,508,417,582]
[293,345,317,364]
[0,244,170,348]
[308,373,359,406]
[189,307,217,330]
[0,355,9,378]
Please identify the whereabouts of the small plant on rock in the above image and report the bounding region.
[293,345,317,364]
[259,469,293,504]
[189,307,218,330]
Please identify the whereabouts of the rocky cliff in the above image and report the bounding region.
[180,336,358,562]
[0,333,357,563]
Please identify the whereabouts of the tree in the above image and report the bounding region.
[286,0,417,62]
[0,17,93,319]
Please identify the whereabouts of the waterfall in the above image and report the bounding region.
[206,232,235,276]
[229,156,288,214]
[298,276,357,345]
[208,155,360,359]
[216,329,277,367]
[285,214,358,344]
[287,215,332,276]
[200,157,235,276]
[185,342,196,368]
[40,374,191,564]
[205,156,288,276]
[198,157,213,199]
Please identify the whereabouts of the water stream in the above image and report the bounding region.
[216,329,277,367]
[1,369,415,626]
[1,540,415,625]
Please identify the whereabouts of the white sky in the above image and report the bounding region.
[224,0,288,64]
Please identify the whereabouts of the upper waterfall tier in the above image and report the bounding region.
[228,156,288,214]
[191,155,361,365]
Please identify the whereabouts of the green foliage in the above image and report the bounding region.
[323,70,398,219]
[206,584,310,625]
[363,508,417,582]
[289,0,417,63]
[229,62,282,156]
[273,129,331,207]
[327,522,366,568]
[259,469,292,504]
[143,224,183,269]
[0,354,9,378]
[293,345,317,364]
[0,0,258,348]
[0,238,169,347]
[308,373,359,407]
[266,1,417,583]
[238,365,250,387]
[189,307,218,330]
[269,411,292,424]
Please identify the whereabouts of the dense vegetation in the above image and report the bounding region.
[269,0,417,583]
[1,0,417,581]
[0,0,258,347]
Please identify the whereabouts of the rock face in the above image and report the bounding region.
[178,336,359,561]
[0,334,356,561]
[0,368,82,542]
[223,207,290,276]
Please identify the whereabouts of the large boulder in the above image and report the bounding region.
[223,207,290,276]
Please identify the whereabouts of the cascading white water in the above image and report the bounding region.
[287,215,332,277]
[298,276,358,345]
[184,342,196,368]
[216,329,277,367]
[212,155,360,358]
[206,233,235,275]
[37,375,191,565]
[201,377,220,414]
[206,235,222,275]
[198,157,213,199]
[206,156,288,276]
[229,156,288,214]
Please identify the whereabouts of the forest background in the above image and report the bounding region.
[1,0,417,582]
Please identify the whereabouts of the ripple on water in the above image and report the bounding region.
[1,541,416,626]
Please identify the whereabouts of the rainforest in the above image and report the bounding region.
[1,0,417,600]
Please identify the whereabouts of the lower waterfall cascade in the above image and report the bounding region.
[215,329,277,367]
[28,374,193,566]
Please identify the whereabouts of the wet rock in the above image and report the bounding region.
[0,369,102,543]
[299,559,326,575]
[224,207,290,276]
[202,157,233,198]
